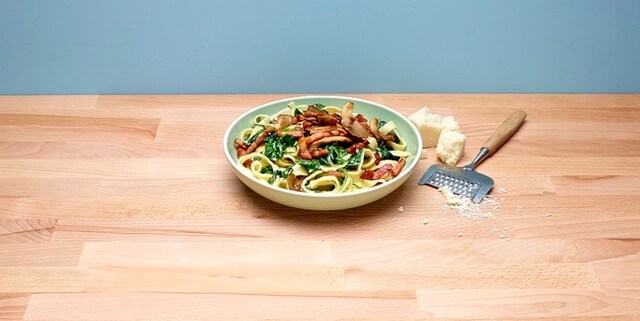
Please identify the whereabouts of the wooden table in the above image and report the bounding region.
[1,94,639,320]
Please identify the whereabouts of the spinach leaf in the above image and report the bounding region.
[376,142,398,160]
[325,144,347,165]
[264,133,297,161]
[268,167,293,184]
[298,159,321,173]
[345,149,363,170]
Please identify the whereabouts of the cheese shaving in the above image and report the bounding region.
[438,186,462,205]
[438,187,500,220]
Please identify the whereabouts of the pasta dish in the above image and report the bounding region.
[233,101,410,193]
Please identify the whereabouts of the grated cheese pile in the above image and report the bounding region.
[438,186,501,220]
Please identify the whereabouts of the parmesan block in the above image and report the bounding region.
[436,128,466,166]
[408,107,460,147]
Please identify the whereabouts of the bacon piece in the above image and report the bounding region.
[287,130,304,138]
[309,136,353,151]
[303,118,318,127]
[305,132,331,145]
[374,152,381,165]
[234,138,249,157]
[233,138,247,149]
[347,140,369,154]
[327,171,344,178]
[277,127,304,138]
[360,164,393,180]
[299,136,312,160]
[318,113,339,126]
[307,125,343,132]
[245,131,269,154]
[236,131,270,158]
[306,105,324,115]
[391,157,406,177]
[311,149,329,159]
[305,125,334,133]
[355,113,368,123]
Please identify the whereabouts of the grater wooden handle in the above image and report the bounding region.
[483,110,527,155]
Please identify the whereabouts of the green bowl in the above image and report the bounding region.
[223,95,423,210]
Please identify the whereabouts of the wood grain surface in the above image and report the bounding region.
[1,94,639,320]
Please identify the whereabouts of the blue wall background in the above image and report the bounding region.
[1,0,639,94]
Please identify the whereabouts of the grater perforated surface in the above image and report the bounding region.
[418,164,494,203]
[428,171,480,198]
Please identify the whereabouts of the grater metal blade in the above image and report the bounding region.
[418,163,494,203]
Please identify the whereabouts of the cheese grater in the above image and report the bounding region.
[418,110,527,202]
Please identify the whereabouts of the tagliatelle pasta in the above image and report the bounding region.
[233,101,410,194]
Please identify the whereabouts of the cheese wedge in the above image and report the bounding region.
[408,107,460,147]
[436,128,466,166]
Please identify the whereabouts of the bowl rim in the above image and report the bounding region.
[223,95,423,200]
